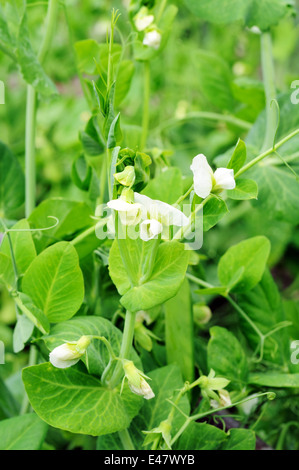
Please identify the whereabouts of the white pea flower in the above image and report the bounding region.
[122,359,155,400]
[134,193,189,241]
[190,154,236,199]
[49,336,91,369]
[107,189,143,226]
[143,29,162,50]
[134,6,154,31]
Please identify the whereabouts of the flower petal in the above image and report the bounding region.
[213,168,236,190]
[190,155,214,199]
[140,219,163,241]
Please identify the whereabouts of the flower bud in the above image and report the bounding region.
[143,28,162,50]
[49,336,91,369]
[114,166,136,187]
[122,359,155,399]
[143,419,172,449]
[134,6,154,31]
[193,304,212,326]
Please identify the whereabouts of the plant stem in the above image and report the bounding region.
[20,346,38,415]
[118,428,135,450]
[24,0,59,217]
[108,310,137,388]
[235,127,299,177]
[140,60,151,151]
[260,32,277,152]
[153,112,252,135]
[156,0,168,23]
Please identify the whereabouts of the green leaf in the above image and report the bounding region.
[165,279,194,382]
[22,241,84,323]
[207,326,249,388]
[43,316,141,378]
[184,0,293,30]
[14,292,50,335]
[0,414,48,450]
[72,154,92,191]
[0,253,15,288]
[17,12,57,96]
[221,428,256,450]
[249,372,299,388]
[227,139,247,174]
[0,5,16,57]
[130,365,190,449]
[176,422,227,450]
[142,167,183,204]
[218,236,271,293]
[22,363,142,436]
[109,240,189,312]
[28,198,96,253]
[115,60,135,107]
[238,269,288,365]
[0,142,25,219]
[0,378,19,420]
[227,179,258,200]
[107,112,122,149]
[203,197,228,231]
[74,39,101,75]
[194,50,235,112]
[13,314,34,353]
[0,219,36,277]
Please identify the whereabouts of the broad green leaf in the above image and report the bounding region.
[208,326,249,389]
[0,253,15,288]
[13,314,34,353]
[218,236,271,293]
[0,142,25,219]
[185,0,293,30]
[109,240,189,312]
[43,316,141,378]
[165,279,194,382]
[250,165,299,224]
[22,241,84,323]
[115,60,135,107]
[17,13,57,96]
[227,139,247,174]
[193,50,235,112]
[221,428,256,450]
[0,414,48,450]
[0,219,36,277]
[227,179,258,200]
[249,372,299,388]
[238,269,289,365]
[203,197,228,231]
[176,422,227,450]
[80,116,105,156]
[0,378,19,420]
[130,365,190,449]
[97,433,123,450]
[22,363,142,436]
[28,198,96,253]
[74,39,101,74]
[142,167,183,204]
[14,292,50,335]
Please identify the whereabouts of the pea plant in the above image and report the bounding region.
[0,0,299,452]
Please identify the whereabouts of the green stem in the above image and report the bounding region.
[25,86,37,218]
[260,32,277,152]
[24,0,59,217]
[156,0,168,23]
[108,310,137,388]
[140,60,151,151]
[153,112,252,135]
[118,428,135,450]
[235,127,299,177]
